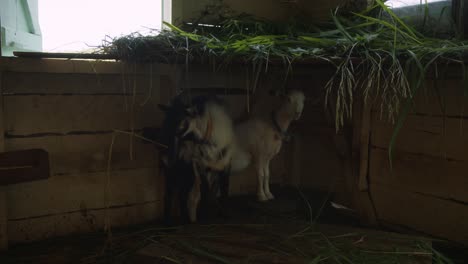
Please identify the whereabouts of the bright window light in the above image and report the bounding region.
[386,0,448,9]
[39,0,162,52]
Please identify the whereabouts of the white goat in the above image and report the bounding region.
[179,90,305,203]
[231,90,306,202]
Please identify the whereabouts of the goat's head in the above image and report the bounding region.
[158,99,193,166]
[158,95,215,165]
[283,89,306,120]
[177,106,208,140]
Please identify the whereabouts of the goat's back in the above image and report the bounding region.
[204,101,235,149]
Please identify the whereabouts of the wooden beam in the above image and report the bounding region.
[347,99,378,226]
[0,149,50,186]
[13,51,118,60]
[0,71,8,250]
[0,57,173,76]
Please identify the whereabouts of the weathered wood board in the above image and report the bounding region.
[6,167,162,220]
[3,72,157,95]
[371,184,468,246]
[8,201,161,243]
[5,133,158,175]
[0,149,50,185]
[3,95,162,135]
[369,148,468,203]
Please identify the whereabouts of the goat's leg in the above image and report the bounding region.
[219,164,230,200]
[263,159,274,200]
[163,172,173,225]
[187,163,201,223]
[256,159,268,202]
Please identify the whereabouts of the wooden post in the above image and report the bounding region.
[0,189,6,251]
[346,99,378,226]
[0,71,8,250]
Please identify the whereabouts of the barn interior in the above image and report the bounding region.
[1,0,468,263]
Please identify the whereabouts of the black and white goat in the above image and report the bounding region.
[153,93,234,224]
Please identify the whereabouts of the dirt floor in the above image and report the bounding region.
[0,187,467,264]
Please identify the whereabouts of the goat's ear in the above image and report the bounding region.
[158,104,170,112]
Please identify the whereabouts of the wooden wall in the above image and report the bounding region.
[365,73,468,246]
[0,58,174,244]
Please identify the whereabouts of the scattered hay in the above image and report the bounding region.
[81,223,451,264]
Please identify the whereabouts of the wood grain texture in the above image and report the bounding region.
[0,57,171,75]
[6,167,162,220]
[0,71,8,250]
[369,148,468,203]
[371,113,468,161]
[370,184,468,246]
[3,72,157,95]
[5,133,159,175]
[4,95,162,135]
[0,149,50,185]
[8,201,161,244]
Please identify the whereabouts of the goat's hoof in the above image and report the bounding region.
[257,194,269,202]
[189,216,197,223]
[266,192,275,200]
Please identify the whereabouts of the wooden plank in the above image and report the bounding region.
[371,112,468,161]
[371,79,468,117]
[6,167,162,220]
[0,149,50,185]
[3,95,163,135]
[0,57,172,75]
[412,79,468,116]
[13,51,118,60]
[370,184,468,246]
[7,201,161,244]
[369,148,468,203]
[344,100,378,225]
[0,188,6,251]
[0,71,4,150]
[182,67,247,90]
[4,133,158,175]
[0,71,8,250]
[292,125,347,192]
[3,72,158,95]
